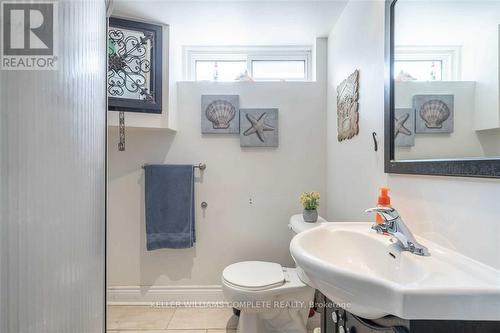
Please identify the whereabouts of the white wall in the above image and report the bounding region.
[327,0,500,270]
[107,42,328,300]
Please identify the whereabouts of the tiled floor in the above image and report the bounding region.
[107,305,321,332]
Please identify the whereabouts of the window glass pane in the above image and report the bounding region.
[195,61,247,81]
[394,60,442,81]
[252,60,306,80]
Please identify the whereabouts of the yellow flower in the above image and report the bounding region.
[300,191,320,210]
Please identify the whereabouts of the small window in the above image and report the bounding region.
[184,46,312,81]
[195,61,247,81]
[394,60,443,81]
[394,46,461,81]
[252,60,306,80]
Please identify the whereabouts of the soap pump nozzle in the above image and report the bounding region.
[376,187,391,224]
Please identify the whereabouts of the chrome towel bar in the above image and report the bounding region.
[142,163,206,171]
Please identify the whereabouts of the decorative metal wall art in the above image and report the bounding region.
[118,111,125,151]
[201,95,240,134]
[108,17,162,113]
[414,95,454,133]
[240,108,279,147]
[337,70,360,141]
[394,108,415,147]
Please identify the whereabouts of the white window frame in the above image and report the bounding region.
[394,45,462,81]
[183,46,312,81]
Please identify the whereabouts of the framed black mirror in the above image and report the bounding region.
[385,0,500,178]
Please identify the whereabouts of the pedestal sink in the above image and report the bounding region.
[290,222,500,320]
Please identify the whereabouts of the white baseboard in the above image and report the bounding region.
[107,285,225,305]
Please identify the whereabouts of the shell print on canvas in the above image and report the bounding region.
[419,99,451,129]
[205,100,237,129]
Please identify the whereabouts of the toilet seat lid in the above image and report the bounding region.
[223,261,285,290]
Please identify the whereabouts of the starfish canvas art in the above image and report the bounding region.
[394,108,415,147]
[243,113,275,142]
[240,108,279,147]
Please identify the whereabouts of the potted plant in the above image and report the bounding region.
[300,192,320,222]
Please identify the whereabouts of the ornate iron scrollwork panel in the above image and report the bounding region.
[107,17,162,113]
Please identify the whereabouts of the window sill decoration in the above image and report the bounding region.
[108,17,162,114]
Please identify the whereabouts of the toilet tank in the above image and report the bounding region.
[288,214,327,235]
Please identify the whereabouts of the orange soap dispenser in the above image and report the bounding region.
[376,187,391,224]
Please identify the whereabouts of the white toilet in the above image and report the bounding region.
[221,215,326,333]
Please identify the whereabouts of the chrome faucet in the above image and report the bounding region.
[365,207,429,256]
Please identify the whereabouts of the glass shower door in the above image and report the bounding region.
[0,1,106,332]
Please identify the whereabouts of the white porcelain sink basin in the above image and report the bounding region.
[290,222,500,320]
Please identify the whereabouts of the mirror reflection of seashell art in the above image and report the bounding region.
[420,100,450,128]
[201,95,240,134]
[414,95,454,134]
[337,70,360,141]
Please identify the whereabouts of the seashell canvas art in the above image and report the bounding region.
[414,94,454,134]
[206,100,236,129]
[201,95,240,134]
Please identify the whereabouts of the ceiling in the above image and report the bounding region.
[112,0,348,45]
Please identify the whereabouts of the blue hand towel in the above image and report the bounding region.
[144,164,195,250]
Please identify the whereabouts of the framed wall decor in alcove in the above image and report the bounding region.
[107,17,163,113]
